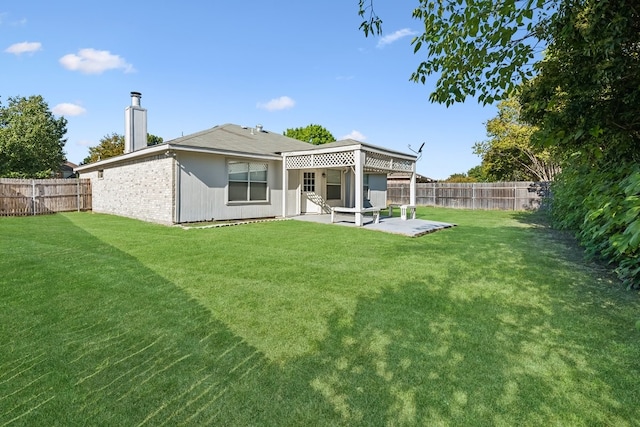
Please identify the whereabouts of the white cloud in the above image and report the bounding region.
[256,96,295,112]
[52,103,86,116]
[342,130,366,141]
[377,28,418,48]
[5,41,42,55]
[59,48,135,74]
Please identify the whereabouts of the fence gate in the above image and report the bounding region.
[0,178,92,216]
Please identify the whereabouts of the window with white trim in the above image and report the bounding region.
[326,169,341,200]
[228,161,268,202]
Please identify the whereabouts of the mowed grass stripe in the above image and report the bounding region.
[0,352,53,424]
[0,214,270,425]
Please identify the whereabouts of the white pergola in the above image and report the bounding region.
[281,142,417,225]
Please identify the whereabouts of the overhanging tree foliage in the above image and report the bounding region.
[284,124,336,145]
[0,95,67,178]
[520,0,640,162]
[358,0,554,105]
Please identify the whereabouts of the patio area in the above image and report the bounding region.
[291,213,456,237]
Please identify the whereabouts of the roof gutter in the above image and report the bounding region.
[74,143,282,173]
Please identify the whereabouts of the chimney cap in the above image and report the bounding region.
[130,91,142,97]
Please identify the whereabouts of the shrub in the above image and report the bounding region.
[552,162,640,289]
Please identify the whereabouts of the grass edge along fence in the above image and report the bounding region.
[0,178,92,216]
[388,181,549,211]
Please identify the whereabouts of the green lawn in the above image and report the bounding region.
[1,208,638,426]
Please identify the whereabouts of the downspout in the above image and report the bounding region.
[172,152,179,224]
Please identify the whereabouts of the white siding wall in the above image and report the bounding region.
[83,155,175,225]
[177,152,284,222]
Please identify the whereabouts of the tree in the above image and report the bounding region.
[519,0,640,165]
[83,133,124,164]
[82,133,164,164]
[474,97,560,181]
[147,134,164,146]
[466,165,488,182]
[0,95,67,178]
[358,0,554,105]
[444,172,477,183]
[284,124,336,145]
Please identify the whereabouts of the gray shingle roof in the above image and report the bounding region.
[167,123,314,156]
[167,125,414,159]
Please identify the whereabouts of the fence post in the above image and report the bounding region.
[433,182,436,207]
[514,182,517,211]
[31,179,36,215]
[77,179,81,212]
[472,183,476,210]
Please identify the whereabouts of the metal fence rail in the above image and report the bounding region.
[387,181,549,211]
[0,178,92,216]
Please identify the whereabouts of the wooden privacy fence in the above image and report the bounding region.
[387,181,549,211]
[0,178,92,216]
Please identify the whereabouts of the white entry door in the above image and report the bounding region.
[301,171,321,214]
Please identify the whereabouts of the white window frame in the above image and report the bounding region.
[227,161,269,203]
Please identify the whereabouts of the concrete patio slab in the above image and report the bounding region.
[291,214,456,237]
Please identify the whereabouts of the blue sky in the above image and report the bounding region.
[1,1,497,180]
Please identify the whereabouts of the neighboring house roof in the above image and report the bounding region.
[63,161,78,169]
[57,161,78,178]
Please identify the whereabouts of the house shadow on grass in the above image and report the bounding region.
[1,214,285,425]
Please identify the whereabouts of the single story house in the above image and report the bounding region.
[75,92,418,226]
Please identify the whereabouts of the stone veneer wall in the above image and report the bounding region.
[84,155,175,224]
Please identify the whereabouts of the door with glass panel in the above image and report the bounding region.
[301,171,320,213]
